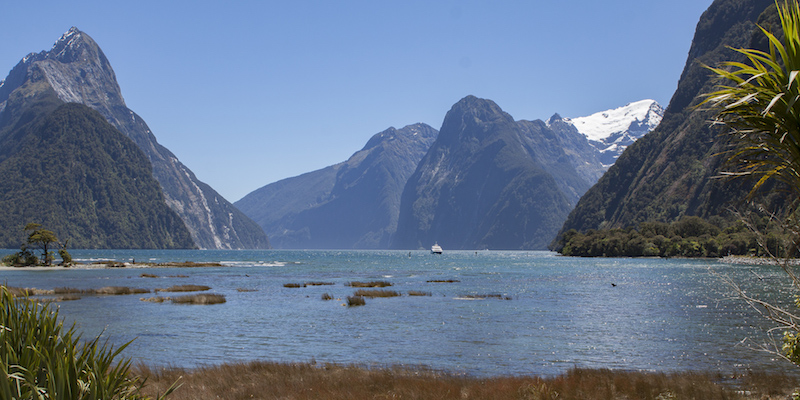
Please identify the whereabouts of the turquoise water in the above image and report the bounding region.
[0,249,794,377]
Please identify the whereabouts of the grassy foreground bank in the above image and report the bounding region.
[135,361,799,400]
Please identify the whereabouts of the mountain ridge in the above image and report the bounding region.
[0,27,270,249]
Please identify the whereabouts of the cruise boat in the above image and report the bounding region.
[431,243,443,254]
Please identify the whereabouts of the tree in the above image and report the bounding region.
[703,1,800,366]
[24,223,59,266]
[1,223,71,267]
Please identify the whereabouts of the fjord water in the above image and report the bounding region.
[0,250,792,376]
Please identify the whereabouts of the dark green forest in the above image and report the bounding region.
[0,94,195,249]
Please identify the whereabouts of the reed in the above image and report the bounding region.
[155,285,211,293]
[458,294,512,300]
[54,286,150,295]
[171,293,226,305]
[96,286,150,295]
[346,296,366,307]
[353,289,400,298]
[134,361,797,400]
[347,281,392,288]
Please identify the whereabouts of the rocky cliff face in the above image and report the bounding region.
[556,0,774,238]
[236,123,437,249]
[0,28,269,249]
[392,96,574,250]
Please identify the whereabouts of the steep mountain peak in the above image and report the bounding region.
[439,95,515,143]
[567,99,663,142]
[546,113,564,125]
[549,99,664,165]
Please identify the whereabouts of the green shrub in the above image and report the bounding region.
[0,286,177,399]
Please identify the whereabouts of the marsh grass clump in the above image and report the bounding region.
[321,293,333,300]
[347,281,392,288]
[136,363,786,400]
[408,290,432,296]
[236,288,257,292]
[155,285,211,293]
[458,294,511,301]
[141,273,159,278]
[427,279,460,283]
[171,293,226,305]
[141,296,170,303]
[305,281,335,286]
[96,286,150,295]
[283,283,306,288]
[353,289,400,298]
[0,286,175,399]
[54,286,150,295]
[346,296,366,307]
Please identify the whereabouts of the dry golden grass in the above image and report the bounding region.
[346,296,366,307]
[155,284,211,293]
[53,286,150,295]
[347,281,393,288]
[170,293,226,305]
[135,362,800,400]
[353,289,400,298]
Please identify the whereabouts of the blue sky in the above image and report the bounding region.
[3,1,713,201]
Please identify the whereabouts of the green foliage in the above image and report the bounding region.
[703,1,800,206]
[3,224,72,266]
[0,100,195,249]
[556,216,766,258]
[0,287,177,399]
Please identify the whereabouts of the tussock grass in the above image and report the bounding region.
[54,286,150,295]
[347,281,392,288]
[458,294,512,300]
[171,293,226,305]
[408,290,432,296]
[346,296,366,307]
[353,289,400,298]
[96,286,150,295]
[155,285,211,293]
[141,296,170,303]
[135,362,797,400]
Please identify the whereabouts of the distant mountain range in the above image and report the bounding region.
[0,27,269,249]
[236,124,437,249]
[239,95,662,250]
[556,0,776,240]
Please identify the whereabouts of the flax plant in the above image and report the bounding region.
[703,1,800,367]
[704,1,800,202]
[0,287,176,399]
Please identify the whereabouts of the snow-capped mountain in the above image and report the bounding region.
[549,99,664,165]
